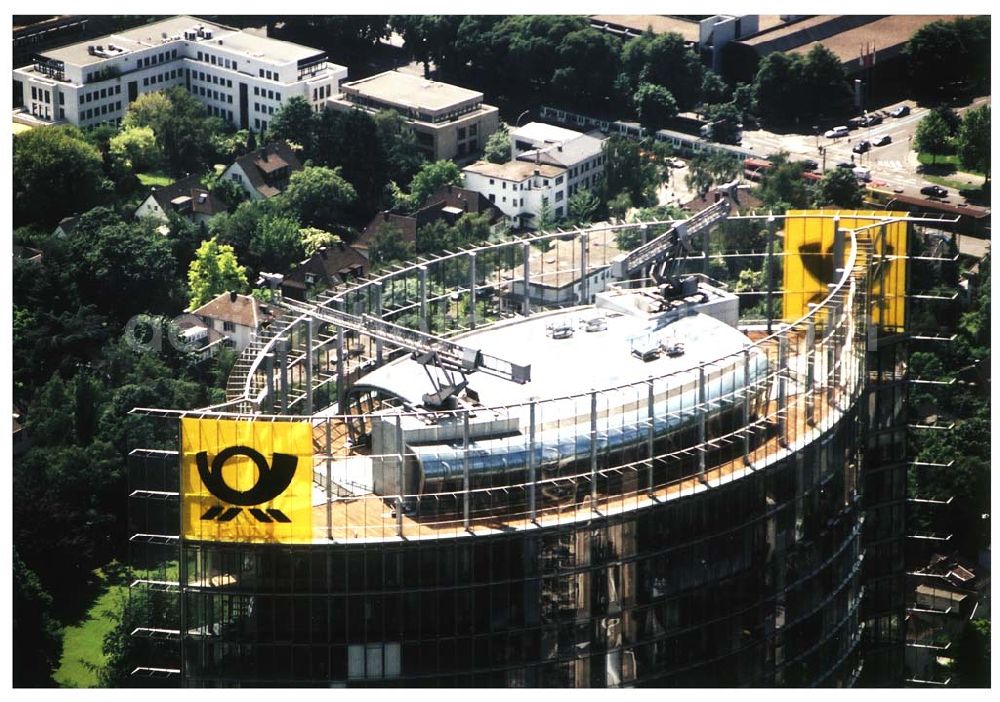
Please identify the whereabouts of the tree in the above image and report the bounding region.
[933,105,962,136]
[13,126,109,227]
[756,153,810,212]
[953,619,990,687]
[374,109,426,185]
[13,551,63,687]
[281,165,357,231]
[800,45,851,118]
[484,123,511,164]
[701,102,743,145]
[187,237,249,309]
[700,70,729,106]
[69,209,181,321]
[957,105,990,179]
[300,227,343,256]
[814,167,863,209]
[210,176,249,209]
[250,214,306,273]
[914,111,952,163]
[108,125,162,175]
[905,20,969,99]
[639,32,704,111]
[404,160,463,212]
[752,52,802,127]
[314,108,387,214]
[686,152,741,197]
[633,82,678,134]
[552,28,622,112]
[601,136,657,211]
[369,223,414,268]
[568,188,601,225]
[123,87,222,176]
[267,96,318,154]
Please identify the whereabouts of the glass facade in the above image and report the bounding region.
[128,212,915,687]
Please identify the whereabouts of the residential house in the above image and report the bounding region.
[354,184,505,259]
[220,141,303,201]
[134,174,228,225]
[53,215,79,238]
[328,70,499,163]
[281,244,369,301]
[190,291,278,354]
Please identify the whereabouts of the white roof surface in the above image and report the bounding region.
[355,300,751,410]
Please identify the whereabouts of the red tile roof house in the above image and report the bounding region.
[280,243,369,301]
[219,141,303,200]
[190,291,280,354]
[354,184,505,259]
[134,174,228,226]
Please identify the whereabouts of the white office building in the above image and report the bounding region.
[12,16,347,132]
[462,123,606,229]
[510,122,606,199]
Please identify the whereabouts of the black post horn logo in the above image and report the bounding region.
[196,446,297,523]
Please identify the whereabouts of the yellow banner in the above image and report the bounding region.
[782,210,907,331]
[180,418,314,543]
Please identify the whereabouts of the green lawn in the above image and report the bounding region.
[136,172,174,187]
[53,572,126,688]
[918,152,987,178]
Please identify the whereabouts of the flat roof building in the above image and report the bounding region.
[328,70,499,163]
[13,15,347,131]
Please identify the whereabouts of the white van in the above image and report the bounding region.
[824,126,849,138]
[853,166,872,182]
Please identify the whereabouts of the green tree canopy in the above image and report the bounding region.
[108,125,162,175]
[281,165,357,231]
[634,82,678,134]
[123,86,223,176]
[13,125,109,227]
[249,214,306,273]
[701,102,743,145]
[369,223,415,268]
[187,237,249,309]
[13,551,63,687]
[814,167,863,209]
[300,227,343,256]
[374,109,426,185]
[601,136,657,211]
[404,160,463,213]
[68,208,181,321]
[905,17,990,99]
[914,110,953,162]
[957,104,990,178]
[756,152,810,212]
[267,96,318,154]
[484,123,511,164]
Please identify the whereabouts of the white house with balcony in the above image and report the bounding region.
[12,15,347,131]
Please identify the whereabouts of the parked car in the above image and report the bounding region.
[847,117,865,129]
[800,159,819,171]
[852,140,872,154]
[873,135,892,147]
[861,114,883,127]
[920,185,948,198]
[824,126,850,138]
[890,105,911,118]
[836,162,855,170]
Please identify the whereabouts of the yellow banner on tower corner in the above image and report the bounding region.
[782,210,907,331]
[180,418,314,543]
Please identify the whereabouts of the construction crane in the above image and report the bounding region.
[278,296,531,410]
[609,180,738,287]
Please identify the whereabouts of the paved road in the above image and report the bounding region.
[740,96,991,204]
